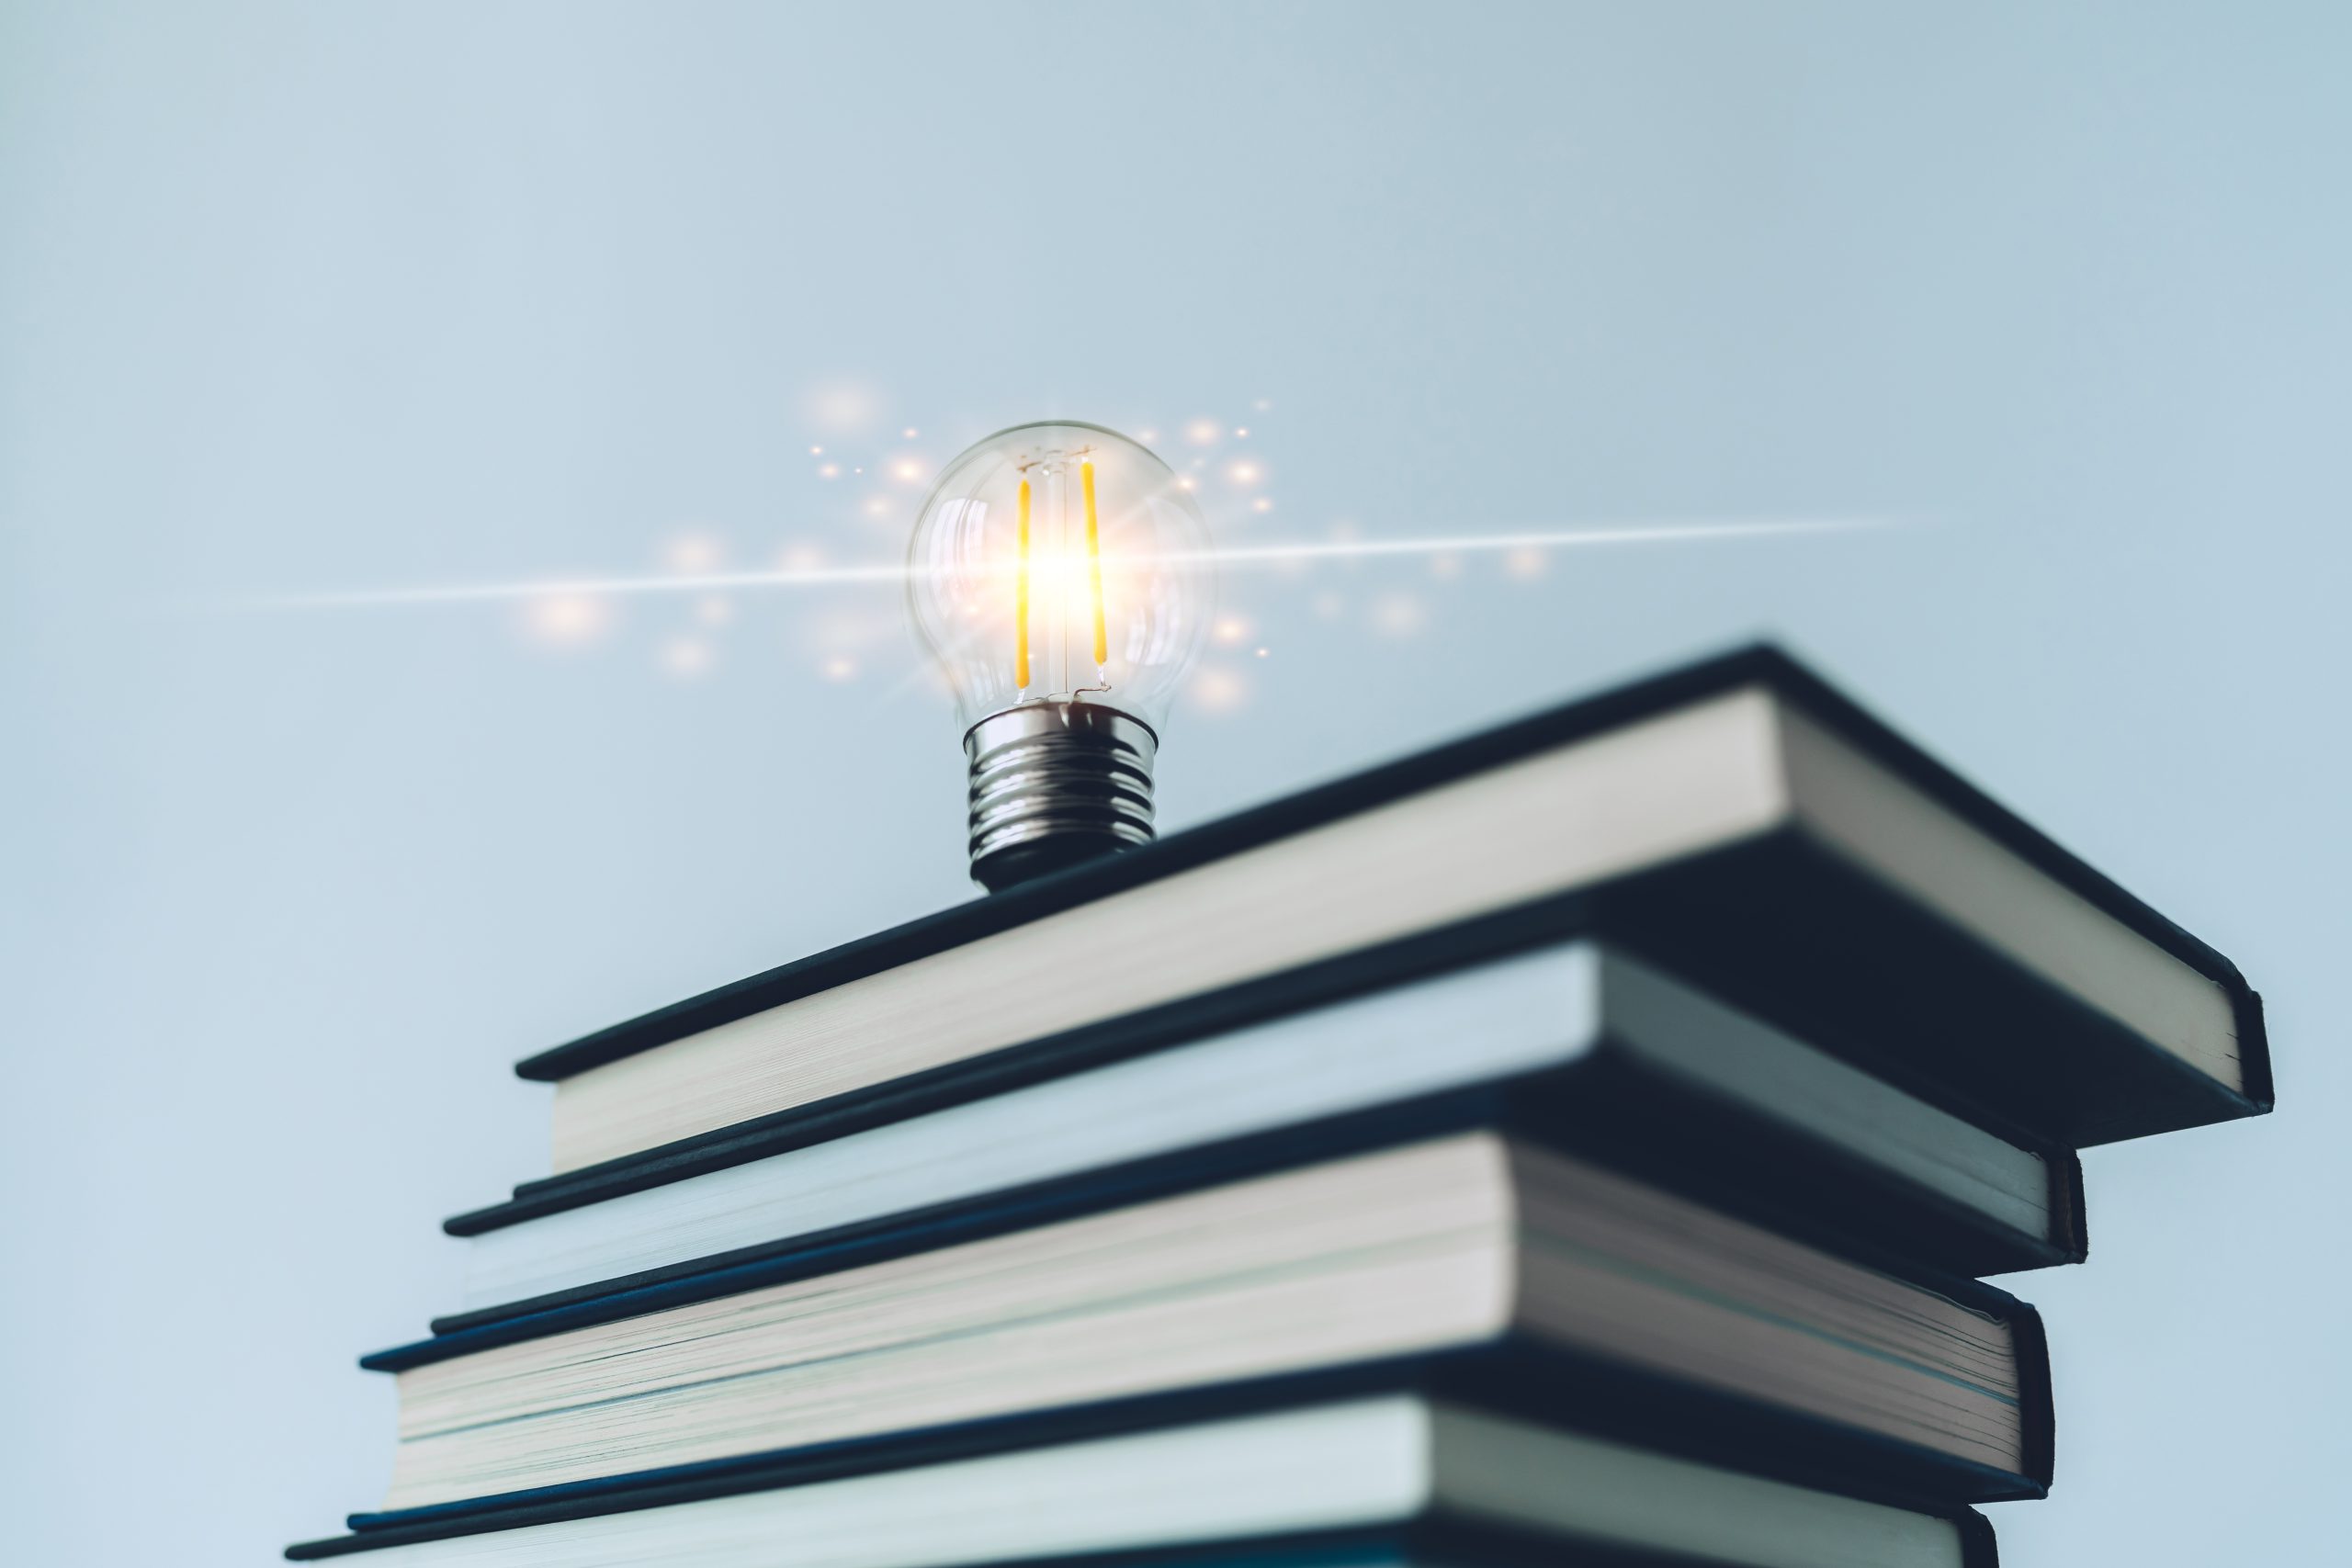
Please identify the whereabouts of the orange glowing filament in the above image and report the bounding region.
[1014,479,1032,689]
[1080,460,1108,671]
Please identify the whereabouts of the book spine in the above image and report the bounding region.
[2050,1148,2090,1264]
[2008,1301,2057,1490]
[1958,1507,2002,1568]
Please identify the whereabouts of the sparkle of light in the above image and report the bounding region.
[257,516,1898,610]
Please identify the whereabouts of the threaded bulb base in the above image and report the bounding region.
[965,703,1157,892]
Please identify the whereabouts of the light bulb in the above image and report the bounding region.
[907,421,1214,891]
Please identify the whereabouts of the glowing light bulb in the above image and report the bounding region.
[906,421,1214,890]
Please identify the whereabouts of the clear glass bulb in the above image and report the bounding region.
[906,421,1212,732]
[906,421,1213,889]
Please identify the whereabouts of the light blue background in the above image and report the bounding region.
[3,3,2345,1562]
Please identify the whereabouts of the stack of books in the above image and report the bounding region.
[288,646,2271,1568]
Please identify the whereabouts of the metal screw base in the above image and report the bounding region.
[965,703,1158,892]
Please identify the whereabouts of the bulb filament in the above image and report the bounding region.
[1080,459,1109,677]
[1012,456,1113,698]
[1014,479,1032,691]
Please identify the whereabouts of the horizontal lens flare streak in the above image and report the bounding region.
[1182,517,1887,569]
[247,517,1898,610]
[257,561,914,608]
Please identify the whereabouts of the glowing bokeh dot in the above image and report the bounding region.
[1372,592,1428,637]
[666,535,721,573]
[524,593,609,646]
[1190,667,1247,714]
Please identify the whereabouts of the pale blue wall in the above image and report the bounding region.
[3,3,2345,1561]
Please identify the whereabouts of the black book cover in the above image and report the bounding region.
[294,1505,1997,1566]
[450,914,2092,1271]
[427,1040,2083,1348]
[504,644,2268,1150]
[297,1346,2031,1559]
[355,1168,2054,1531]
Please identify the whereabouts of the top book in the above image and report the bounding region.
[517,644,2267,1179]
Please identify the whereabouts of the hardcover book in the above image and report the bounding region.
[366,1134,2052,1518]
[436,942,2082,1336]
[288,1395,2000,1567]
[511,647,2266,1181]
